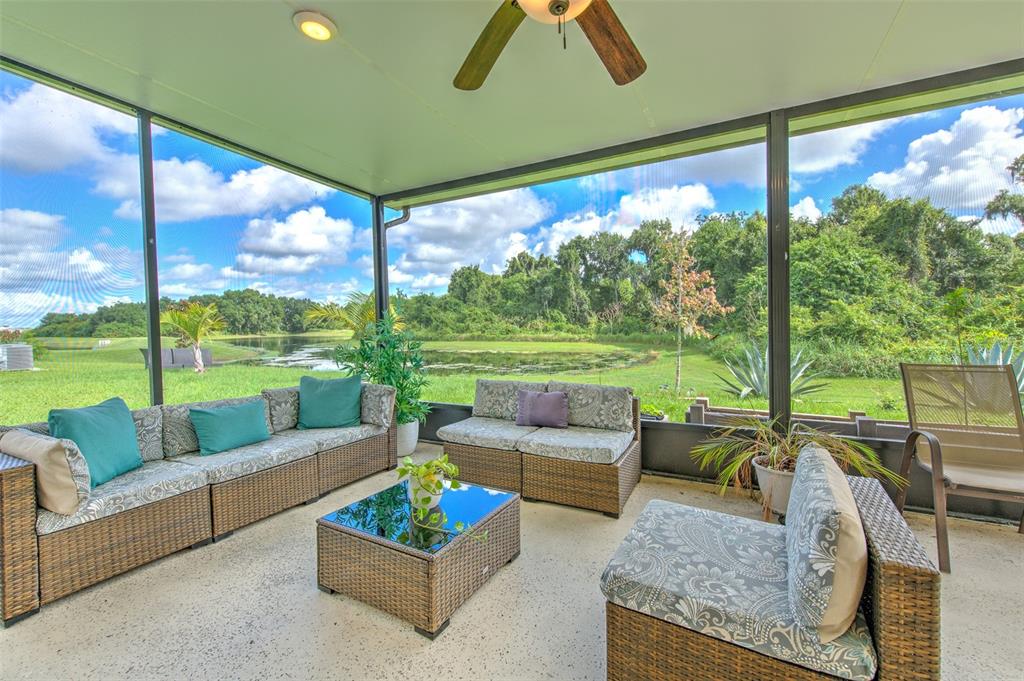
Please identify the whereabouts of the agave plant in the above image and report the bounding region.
[716,343,827,400]
[964,341,1024,393]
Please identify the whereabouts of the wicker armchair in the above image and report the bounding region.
[606,477,940,681]
[897,363,1024,572]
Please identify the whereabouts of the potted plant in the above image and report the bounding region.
[690,416,905,517]
[396,454,461,509]
[335,314,431,456]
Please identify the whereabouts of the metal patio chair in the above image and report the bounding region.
[897,363,1024,572]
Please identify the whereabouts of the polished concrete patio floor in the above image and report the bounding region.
[1,443,1021,681]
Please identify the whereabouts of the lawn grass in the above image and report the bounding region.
[0,336,906,425]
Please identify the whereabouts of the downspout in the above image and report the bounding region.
[384,207,411,230]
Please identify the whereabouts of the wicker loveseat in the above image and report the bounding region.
[600,460,940,680]
[436,379,641,517]
[0,383,397,627]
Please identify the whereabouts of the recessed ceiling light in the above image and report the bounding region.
[293,10,337,42]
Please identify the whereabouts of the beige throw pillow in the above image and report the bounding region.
[0,429,91,515]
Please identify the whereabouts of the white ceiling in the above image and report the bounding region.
[1,0,1022,203]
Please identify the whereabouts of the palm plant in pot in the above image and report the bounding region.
[690,416,905,518]
[335,314,430,456]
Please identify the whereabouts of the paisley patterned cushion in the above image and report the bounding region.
[601,499,877,680]
[276,424,387,451]
[436,417,539,451]
[547,381,634,432]
[361,383,396,428]
[162,396,271,457]
[263,383,395,431]
[516,426,634,464]
[9,406,165,462]
[472,380,548,421]
[36,461,207,535]
[262,387,299,433]
[169,435,316,484]
[133,406,164,461]
[786,446,868,643]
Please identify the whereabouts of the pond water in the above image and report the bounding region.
[233,336,653,375]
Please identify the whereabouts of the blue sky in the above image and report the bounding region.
[1,68,1022,327]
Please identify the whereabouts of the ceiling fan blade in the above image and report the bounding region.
[454,0,527,91]
[576,0,646,86]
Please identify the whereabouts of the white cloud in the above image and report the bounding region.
[164,262,214,281]
[0,83,137,173]
[791,196,822,221]
[95,155,334,223]
[790,120,896,174]
[618,184,715,229]
[412,273,451,289]
[867,106,1024,218]
[534,183,715,256]
[538,211,614,255]
[0,208,64,248]
[229,206,356,276]
[387,188,551,286]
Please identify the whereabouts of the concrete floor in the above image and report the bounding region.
[1,443,1021,681]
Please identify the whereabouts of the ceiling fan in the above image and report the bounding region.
[454,0,646,91]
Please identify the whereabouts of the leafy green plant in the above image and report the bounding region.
[396,454,461,506]
[305,291,402,340]
[715,343,827,400]
[335,314,431,425]
[690,416,906,495]
[395,454,486,546]
[159,301,225,372]
[964,341,1024,393]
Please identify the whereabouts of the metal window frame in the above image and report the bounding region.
[3,54,1022,421]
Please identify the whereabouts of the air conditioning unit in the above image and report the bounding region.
[0,343,34,371]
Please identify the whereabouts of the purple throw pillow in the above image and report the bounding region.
[516,390,569,428]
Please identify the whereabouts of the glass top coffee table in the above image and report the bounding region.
[316,481,520,638]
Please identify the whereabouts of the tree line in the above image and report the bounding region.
[30,158,1024,380]
[33,289,324,338]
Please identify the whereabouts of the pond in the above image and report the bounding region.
[233,336,654,375]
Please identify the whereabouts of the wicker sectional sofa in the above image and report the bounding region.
[436,380,641,517]
[0,383,397,627]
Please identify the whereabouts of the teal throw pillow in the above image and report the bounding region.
[298,375,362,429]
[189,401,270,456]
[48,397,143,488]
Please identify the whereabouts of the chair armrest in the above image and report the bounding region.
[849,476,940,681]
[631,397,641,444]
[0,453,39,625]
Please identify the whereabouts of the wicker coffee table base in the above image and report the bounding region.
[317,496,520,638]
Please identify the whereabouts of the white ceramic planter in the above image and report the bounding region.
[752,456,795,516]
[397,420,419,458]
[407,475,443,510]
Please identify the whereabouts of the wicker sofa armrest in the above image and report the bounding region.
[387,406,398,469]
[630,397,640,444]
[0,453,39,625]
[848,476,940,681]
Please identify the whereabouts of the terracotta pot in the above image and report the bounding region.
[752,455,795,516]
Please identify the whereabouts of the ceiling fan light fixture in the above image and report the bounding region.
[292,11,337,41]
[517,0,593,24]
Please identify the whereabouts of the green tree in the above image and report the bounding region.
[159,302,225,373]
[305,291,401,339]
[984,153,1024,225]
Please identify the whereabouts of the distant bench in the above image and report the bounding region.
[140,347,213,369]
